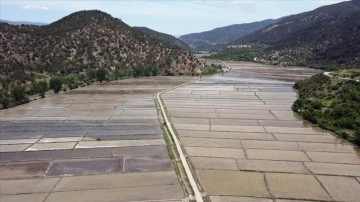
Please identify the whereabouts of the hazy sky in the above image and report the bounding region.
[1,0,346,36]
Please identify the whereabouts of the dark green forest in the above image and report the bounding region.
[205,46,264,62]
[292,70,360,146]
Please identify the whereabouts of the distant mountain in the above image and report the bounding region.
[179,18,281,51]
[235,0,360,69]
[0,10,203,83]
[133,26,191,51]
[0,19,47,26]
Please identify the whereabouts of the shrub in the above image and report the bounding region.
[354,129,360,145]
[202,66,219,75]
[132,65,143,78]
[0,90,12,109]
[164,69,174,76]
[86,68,97,80]
[292,98,304,111]
[96,68,107,83]
[11,85,28,105]
[49,77,63,93]
[331,105,346,118]
[114,67,131,79]
[310,100,323,110]
[38,80,48,98]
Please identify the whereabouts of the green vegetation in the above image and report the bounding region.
[114,67,132,79]
[0,64,206,110]
[292,70,360,146]
[205,46,264,62]
[329,69,360,81]
[202,64,223,75]
[30,80,48,98]
[96,68,107,83]
[0,91,12,109]
[132,64,160,78]
[86,68,97,81]
[49,77,63,94]
[11,85,29,105]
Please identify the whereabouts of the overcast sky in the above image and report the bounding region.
[0,0,346,36]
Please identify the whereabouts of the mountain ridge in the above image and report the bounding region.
[0,10,203,85]
[0,19,47,26]
[179,18,282,51]
[234,0,360,69]
[133,26,191,50]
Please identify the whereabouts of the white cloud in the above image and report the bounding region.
[23,4,48,10]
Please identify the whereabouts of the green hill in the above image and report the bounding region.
[233,0,360,69]
[179,18,281,51]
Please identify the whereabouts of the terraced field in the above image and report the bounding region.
[1,62,360,202]
[162,62,360,202]
[0,77,193,202]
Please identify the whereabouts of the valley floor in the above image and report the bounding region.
[0,76,193,202]
[1,62,359,202]
[162,61,360,202]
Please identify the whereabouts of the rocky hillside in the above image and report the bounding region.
[179,18,281,51]
[236,0,360,69]
[133,26,191,51]
[0,10,203,84]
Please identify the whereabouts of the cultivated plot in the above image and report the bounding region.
[162,62,360,202]
[0,77,192,202]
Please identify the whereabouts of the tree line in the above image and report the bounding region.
[1,63,223,110]
[1,65,150,109]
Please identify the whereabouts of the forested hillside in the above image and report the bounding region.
[179,18,280,51]
[0,10,204,109]
[232,0,360,69]
[134,26,191,51]
[0,10,203,88]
